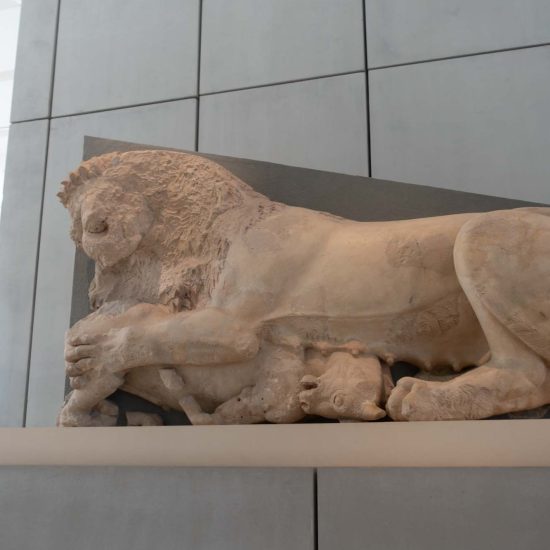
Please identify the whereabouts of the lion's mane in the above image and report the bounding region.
[59,150,281,311]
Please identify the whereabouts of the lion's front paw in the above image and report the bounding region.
[65,326,139,379]
[386,376,490,421]
[386,377,446,421]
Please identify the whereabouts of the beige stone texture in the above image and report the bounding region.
[56,150,550,426]
[2,421,550,467]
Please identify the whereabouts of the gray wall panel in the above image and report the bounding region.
[0,466,314,550]
[200,73,369,176]
[370,46,550,203]
[318,468,550,550]
[0,120,48,426]
[25,100,196,427]
[52,0,199,116]
[365,0,550,67]
[6,0,550,432]
[201,0,364,93]
[10,0,59,122]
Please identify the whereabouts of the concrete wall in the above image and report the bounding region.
[1,1,550,426]
[318,468,550,550]
[0,466,315,550]
[1,465,550,550]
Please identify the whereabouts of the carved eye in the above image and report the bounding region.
[85,216,108,234]
[331,392,346,410]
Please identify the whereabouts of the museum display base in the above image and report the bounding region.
[1,420,549,467]
[2,423,550,549]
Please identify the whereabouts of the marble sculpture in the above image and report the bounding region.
[56,150,550,426]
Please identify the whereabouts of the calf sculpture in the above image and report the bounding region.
[57,150,550,426]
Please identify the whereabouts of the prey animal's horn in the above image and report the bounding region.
[361,401,386,421]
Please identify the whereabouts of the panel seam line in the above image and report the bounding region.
[22,0,62,427]
[369,40,550,70]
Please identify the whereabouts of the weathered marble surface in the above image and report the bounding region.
[57,150,550,426]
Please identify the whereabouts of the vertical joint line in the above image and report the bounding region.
[47,0,62,118]
[195,0,203,152]
[314,469,319,550]
[23,116,52,427]
[361,1,372,177]
[23,0,62,426]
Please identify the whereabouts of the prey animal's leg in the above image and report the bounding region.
[59,301,159,427]
[161,347,305,425]
[57,371,124,427]
[60,364,165,426]
[208,386,268,425]
[126,412,163,426]
[204,376,305,425]
[159,368,217,425]
[160,368,266,425]
[388,208,550,421]
[252,347,306,423]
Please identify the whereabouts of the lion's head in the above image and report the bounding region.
[59,150,275,310]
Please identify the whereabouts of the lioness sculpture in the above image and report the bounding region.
[57,150,550,426]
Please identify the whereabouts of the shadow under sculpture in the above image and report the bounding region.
[57,149,550,426]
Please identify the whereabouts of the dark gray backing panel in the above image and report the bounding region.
[318,468,550,550]
[83,136,540,221]
[0,466,314,550]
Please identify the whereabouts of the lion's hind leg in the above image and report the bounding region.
[388,209,550,421]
